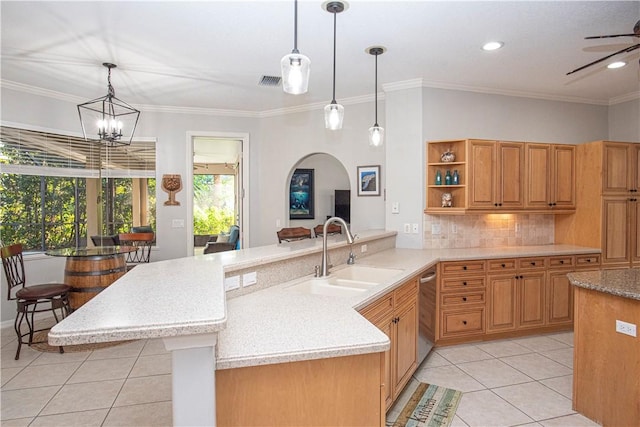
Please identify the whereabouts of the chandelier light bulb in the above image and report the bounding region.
[324,102,344,130]
[281,52,310,94]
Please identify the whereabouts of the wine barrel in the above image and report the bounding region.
[64,254,127,309]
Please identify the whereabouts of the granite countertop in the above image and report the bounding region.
[48,229,601,369]
[568,268,640,301]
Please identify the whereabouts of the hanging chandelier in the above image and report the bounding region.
[77,63,140,147]
[281,0,310,94]
[323,1,347,130]
[367,46,385,147]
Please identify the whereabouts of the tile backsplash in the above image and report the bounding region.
[423,214,554,249]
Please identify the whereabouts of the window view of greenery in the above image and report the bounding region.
[0,127,156,252]
[193,174,235,235]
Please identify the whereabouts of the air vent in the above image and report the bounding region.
[258,75,281,87]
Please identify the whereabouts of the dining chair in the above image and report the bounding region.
[117,232,154,271]
[313,223,342,238]
[276,227,313,243]
[1,243,71,360]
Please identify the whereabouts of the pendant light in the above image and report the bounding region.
[77,63,140,147]
[281,0,310,94]
[323,1,347,130]
[367,46,385,147]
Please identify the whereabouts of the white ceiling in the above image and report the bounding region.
[1,1,639,115]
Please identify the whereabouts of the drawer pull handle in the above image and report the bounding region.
[586,259,591,262]
[463,281,467,286]
[560,260,564,264]
[530,262,536,266]
[501,263,506,268]
[462,320,467,325]
[462,297,467,302]
[463,266,467,270]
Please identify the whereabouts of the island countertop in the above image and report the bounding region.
[49,229,600,370]
[568,267,640,301]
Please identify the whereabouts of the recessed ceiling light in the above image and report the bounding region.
[482,41,504,51]
[607,61,626,69]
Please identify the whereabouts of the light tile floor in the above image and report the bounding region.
[387,332,602,427]
[1,320,601,426]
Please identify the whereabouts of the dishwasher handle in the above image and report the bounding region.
[420,272,437,284]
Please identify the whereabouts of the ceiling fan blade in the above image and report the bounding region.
[585,33,638,39]
[567,43,640,75]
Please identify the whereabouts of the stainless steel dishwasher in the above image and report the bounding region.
[418,269,437,364]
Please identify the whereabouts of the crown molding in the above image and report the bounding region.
[609,91,640,105]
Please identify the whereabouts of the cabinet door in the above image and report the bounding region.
[632,198,640,266]
[602,197,630,265]
[525,143,551,209]
[552,145,576,209]
[633,143,640,193]
[498,142,524,209]
[486,275,517,332]
[603,142,632,194]
[546,270,573,325]
[393,299,418,400]
[468,140,497,209]
[519,272,545,328]
[374,316,394,410]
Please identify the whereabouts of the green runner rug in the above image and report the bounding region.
[391,383,463,427]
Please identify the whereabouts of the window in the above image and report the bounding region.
[0,126,155,251]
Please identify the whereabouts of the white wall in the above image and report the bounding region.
[608,99,640,142]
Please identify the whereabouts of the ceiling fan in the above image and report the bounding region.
[566,19,640,75]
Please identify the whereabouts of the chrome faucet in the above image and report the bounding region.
[319,217,355,277]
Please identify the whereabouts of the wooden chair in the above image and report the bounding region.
[118,232,154,270]
[314,223,342,237]
[277,227,312,243]
[1,243,71,360]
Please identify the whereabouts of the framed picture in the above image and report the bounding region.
[289,168,315,219]
[357,165,381,196]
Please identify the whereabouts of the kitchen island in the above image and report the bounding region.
[48,230,600,426]
[568,268,640,427]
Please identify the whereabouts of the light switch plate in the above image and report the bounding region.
[243,272,257,287]
[171,219,185,228]
[391,202,399,214]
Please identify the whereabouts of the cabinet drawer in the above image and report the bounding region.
[487,259,517,272]
[441,308,485,337]
[440,276,485,292]
[359,294,393,323]
[517,257,547,270]
[576,254,600,268]
[394,277,418,307]
[549,255,575,269]
[441,291,485,306]
[440,261,486,276]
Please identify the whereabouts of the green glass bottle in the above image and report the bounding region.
[435,170,442,185]
[445,170,452,185]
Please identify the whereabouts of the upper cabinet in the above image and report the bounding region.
[603,141,640,195]
[426,139,575,214]
[468,140,524,210]
[525,143,576,210]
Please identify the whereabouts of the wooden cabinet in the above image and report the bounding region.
[425,139,467,213]
[525,143,575,210]
[436,260,486,342]
[555,141,640,267]
[486,257,545,333]
[359,277,418,409]
[426,139,575,214]
[468,140,524,210]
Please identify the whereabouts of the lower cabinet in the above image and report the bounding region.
[437,254,600,345]
[359,276,419,410]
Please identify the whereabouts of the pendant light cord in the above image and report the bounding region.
[331,10,337,102]
[292,0,299,53]
[374,53,378,126]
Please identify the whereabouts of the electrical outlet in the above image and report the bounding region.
[515,222,521,234]
[243,272,257,287]
[616,320,637,337]
[392,202,400,214]
[403,223,411,233]
[224,275,240,291]
[412,223,419,234]
[360,244,368,253]
[431,223,441,235]
[451,223,458,234]
[276,219,281,228]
